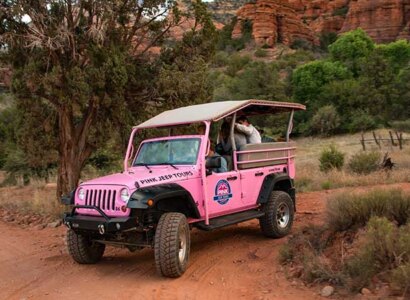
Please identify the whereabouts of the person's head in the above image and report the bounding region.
[237,115,250,126]
[197,124,206,135]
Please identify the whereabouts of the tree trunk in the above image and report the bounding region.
[56,106,94,200]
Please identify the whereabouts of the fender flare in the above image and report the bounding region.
[256,173,296,209]
[127,183,200,219]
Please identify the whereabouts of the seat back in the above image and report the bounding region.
[237,142,296,170]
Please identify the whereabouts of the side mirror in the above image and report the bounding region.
[206,156,222,169]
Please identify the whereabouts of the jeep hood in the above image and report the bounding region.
[80,167,198,189]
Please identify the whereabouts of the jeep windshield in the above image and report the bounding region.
[134,138,201,166]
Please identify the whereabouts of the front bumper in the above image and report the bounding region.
[63,205,136,234]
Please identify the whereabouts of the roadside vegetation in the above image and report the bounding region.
[296,130,410,192]
[280,188,410,296]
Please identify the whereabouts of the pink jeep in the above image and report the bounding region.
[62,100,305,277]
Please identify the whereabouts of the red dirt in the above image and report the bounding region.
[1,183,409,300]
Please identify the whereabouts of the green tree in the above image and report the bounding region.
[318,79,361,123]
[392,67,410,120]
[1,0,216,198]
[358,50,397,121]
[292,60,351,107]
[329,29,375,75]
[222,61,287,101]
[319,32,338,52]
[377,39,410,71]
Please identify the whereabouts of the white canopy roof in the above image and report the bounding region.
[136,99,305,129]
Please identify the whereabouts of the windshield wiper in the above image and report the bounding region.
[135,163,151,171]
[157,163,179,170]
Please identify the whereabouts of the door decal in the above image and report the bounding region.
[213,179,233,205]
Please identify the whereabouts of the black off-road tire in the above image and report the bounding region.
[66,229,105,264]
[259,191,294,238]
[154,212,190,278]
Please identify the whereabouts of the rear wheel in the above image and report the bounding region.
[154,212,190,278]
[259,191,294,238]
[66,229,105,264]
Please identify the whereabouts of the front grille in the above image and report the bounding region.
[85,189,117,212]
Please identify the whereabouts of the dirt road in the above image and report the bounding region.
[1,183,409,300]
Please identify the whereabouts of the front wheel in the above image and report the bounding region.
[154,212,190,278]
[259,191,294,238]
[66,229,105,264]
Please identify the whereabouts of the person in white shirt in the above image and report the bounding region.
[235,116,262,144]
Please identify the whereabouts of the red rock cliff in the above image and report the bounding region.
[340,0,410,42]
[232,0,316,47]
[231,0,410,47]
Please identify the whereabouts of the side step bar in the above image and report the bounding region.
[194,210,265,231]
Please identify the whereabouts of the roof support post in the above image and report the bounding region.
[230,113,238,171]
[201,121,211,225]
[230,113,237,151]
[124,128,138,172]
[285,109,294,175]
[286,109,294,142]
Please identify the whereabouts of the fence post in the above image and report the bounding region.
[361,132,366,151]
[399,133,403,150]
[373,131,381,149]
[389,131,397,147]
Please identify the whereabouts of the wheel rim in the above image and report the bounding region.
[276,202,290,228]
[178,226,187,264]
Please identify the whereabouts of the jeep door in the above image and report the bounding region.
[206,170,243,217]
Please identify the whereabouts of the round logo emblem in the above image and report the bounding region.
[213,179,233,205]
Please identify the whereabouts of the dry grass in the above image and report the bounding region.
[0,183,63,218]
[295,129,410,192]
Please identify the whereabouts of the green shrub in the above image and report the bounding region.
[291,39,314,51]
[348,151,380,175]
[254,48,267,58]
[310,105,340,136]
[295,176,312,192]
[282,190,410,296]
[326,189,410,232]
[279,244,294,263]
[391,262,410,292]
[390,119,410,132]
[343,248,377,291]
[320,32,338,51]
[321,180,332,190]
[319,145,345,172]
[344,217,410,292]
[348,110,377,133]
[225,54,251,76]
[212,51,229,67]
[216,17,253,52]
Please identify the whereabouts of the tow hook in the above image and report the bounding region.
[98,224,105,235]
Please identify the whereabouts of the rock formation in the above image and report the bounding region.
[289,0,350,34]
[229,0,410,47]
[232,0,316,47]
[340,0,410,43]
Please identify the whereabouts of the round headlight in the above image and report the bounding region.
[120,188,129,203]
[78,188,85,201]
